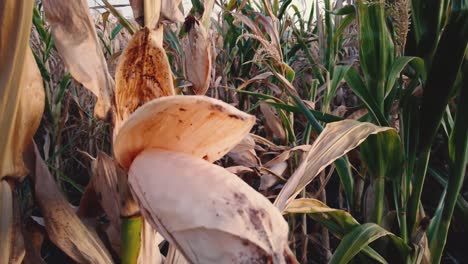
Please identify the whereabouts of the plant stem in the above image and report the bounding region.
[407,149,431,234]
[121,216,142,264]
[372,177,385,225]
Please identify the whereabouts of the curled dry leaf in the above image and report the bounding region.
[227,135,261,168]
[130,0,183,27]
[263,145,310,168]
[260,101,287,143]
[183,16,212,95]
[26,144,113,263]
[160,0,184,24]
[114,95,256,169]
[1,48,44,179]
[115,27,175,131]
[275,120,394,211]
[259,161,288,191]
[43,0,114,120]
[129,149,292,263]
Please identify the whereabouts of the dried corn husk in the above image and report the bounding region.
[129,149,292,263]
[183,16,212,95]
[115,27,175,131]
[43,0,114,120]
[114,95,256,169]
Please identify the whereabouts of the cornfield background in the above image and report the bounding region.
[0,0,467,263]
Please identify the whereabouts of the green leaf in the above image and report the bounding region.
[356,0,395,109]
[330,223,410,264]
[284,198,388,264]
[344,67,388,126]
[330,4,356,15]
[324,65,351,109]
[385,56,425,98]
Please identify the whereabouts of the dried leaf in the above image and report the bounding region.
[23,218,46,264]
[43,0,114,120]
[226,166,255,175]
[0,0,35,179]
[26,144,113,263]
[129,149,292,263]
[260,101,287,143]
[183,16,212,95]
[9,189,25,264]
[137,219,163,264]
[115,27,175,131]
[274,120,394,211]
[227,135,261,168]
[263,145,310,168]
[129,0,144,26]
[114,95,256,169]
[0,180,13,263]
[160,0,184,24]
[166,244,189,264]
[1,48,44,179]
[259,161,288,191]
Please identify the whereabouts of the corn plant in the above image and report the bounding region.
[1,0,467,263]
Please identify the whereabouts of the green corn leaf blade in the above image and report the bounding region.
[344,67,388,126]
[360,130,404,225]
[266,102,344,123]
[427,167,468,227]
[333,12,356,44]
[330,223,411,264]
[410,0,450,61]
[324,65,351,109]
[111,24,124,40]
[330,4,356,15]
[418,2,468,150]
[356,0,395,108]
[429,44,468,263]
[284,198,388,264]
[385,56,425,98]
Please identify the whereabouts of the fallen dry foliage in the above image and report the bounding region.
[26,144,113,263]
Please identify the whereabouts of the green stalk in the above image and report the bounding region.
[371,177,385,225]
[407,149,430,233]
[429,61,468,264]
[121,216,142,264]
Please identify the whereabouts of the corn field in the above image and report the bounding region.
[0,0,467,263]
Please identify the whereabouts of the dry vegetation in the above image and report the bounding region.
[0,0,467,263]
